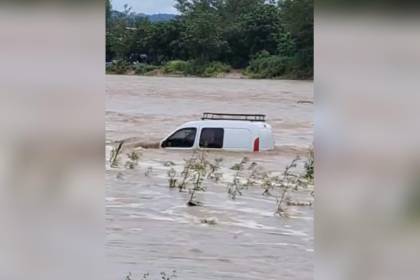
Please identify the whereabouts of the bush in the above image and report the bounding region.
[133,63,158,75]
[245,50,313,79]
[163,60,190,74]
[203,62,231,77]
[185,60,231,77]
[163,60,232,77]
[106,60,130,74]
[246,54,293,79]
[184,59,206,76]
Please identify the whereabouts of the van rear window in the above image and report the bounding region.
[199,128,224,149]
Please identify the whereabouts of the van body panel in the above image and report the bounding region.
[160,120,274,152]
[223,128,253,151]
[258,125,274,151]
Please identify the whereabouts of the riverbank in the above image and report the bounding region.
[105,59,313,80]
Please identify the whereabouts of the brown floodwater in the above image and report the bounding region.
[106,75,314,280]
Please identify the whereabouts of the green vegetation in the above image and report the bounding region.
[108,143,314,215]
[133,63,159,75]
[106,60,130,74]
[163,60,190,74]
[161,151,314,213]
[203,61,231,77]
[106,0,313,79]
[246,51,291,78]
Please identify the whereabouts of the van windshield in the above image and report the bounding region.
[162,128,196,148]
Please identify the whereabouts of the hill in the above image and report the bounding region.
[144,13,177,22]
[111,10,176,22]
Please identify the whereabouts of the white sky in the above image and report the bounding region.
[111,0,178,14]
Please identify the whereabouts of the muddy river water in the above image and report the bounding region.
[106,76,314,280]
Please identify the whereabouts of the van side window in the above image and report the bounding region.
[162,128,196,148]
[199,128,224,148]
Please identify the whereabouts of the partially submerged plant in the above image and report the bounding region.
[274,157,300,216]
[109,141,124,168]
[187,152,209,206]
[145,167,153,177]
[200,217,218,225]
[167,168,177,188]
[227,177,242,200]
[207,157,223,181]
[142,147,314,216]
[163,161,175,167]
[227,157,249,199]
[125,151,141,169]
[245,162,262,186]
[303,148,314,183]
[212,172,223,183]
[177,155,196,192]
[125,270,177,280]
[125,161,136,169]
[261,156,315,216]
[170,152,218,206]
[248,161,258,170]
[128,150,141,162]
[261,173,274,196]
[116,172,124,180]
[230,157,249,171]
[159,271,177,280]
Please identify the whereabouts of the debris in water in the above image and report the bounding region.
[200,217,218,225]
[297,100,314,104]
[164,161,176,167]
[287,200,312,207]
[136,142,160,149]
[187,200,202,207]
[116,172,124,180]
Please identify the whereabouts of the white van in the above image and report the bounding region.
[160,113,274,152]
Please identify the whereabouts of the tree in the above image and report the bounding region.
[277,31,296,57]
[105,0,313,79]
[279,0,313,76]
[106,0,113,61]
[178,2,227,61]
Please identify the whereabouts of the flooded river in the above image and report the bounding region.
[106,75,314,280]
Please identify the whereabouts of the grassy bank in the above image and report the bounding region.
[106,60,231,78]
[106,58,312,80]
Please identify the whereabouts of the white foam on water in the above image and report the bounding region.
[224,219,278,230]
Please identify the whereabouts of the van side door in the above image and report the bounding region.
[198,128,224,149]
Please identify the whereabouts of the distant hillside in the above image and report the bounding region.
[111,10,176,22]
[144,13,177,22]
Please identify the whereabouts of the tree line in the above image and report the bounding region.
[106,0,313,79]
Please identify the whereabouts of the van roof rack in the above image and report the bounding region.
[201,112,266,122]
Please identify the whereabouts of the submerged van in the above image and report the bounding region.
[160,113,274,152]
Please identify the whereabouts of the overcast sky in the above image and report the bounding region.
[111,0,178,14]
